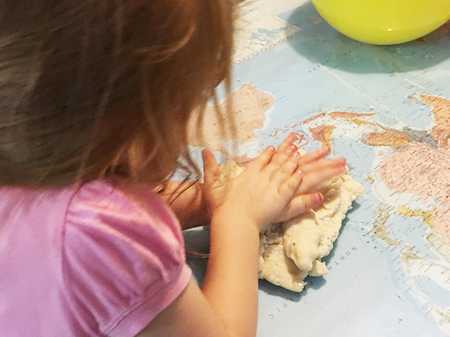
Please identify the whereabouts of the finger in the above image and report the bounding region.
[297,166,346,194]
[239,135,302,166]
[278,168,303,197]
[281,192,324,221]
[277,133,301,153]
[247,146,275,171]
[278,153,300,177]
[202,149,221,184]
[270,142,299,172]
[300,157,346,173]
[298,147,330,166]
[272,150,292,168]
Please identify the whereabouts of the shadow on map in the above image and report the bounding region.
[259,275,327,302]
[285,3,450,74]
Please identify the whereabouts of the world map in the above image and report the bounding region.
[186,1,450,336]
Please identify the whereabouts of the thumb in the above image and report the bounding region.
[281,192,324,221]
[202,149,221,184]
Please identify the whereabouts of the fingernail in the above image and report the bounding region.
[315,193,324,204]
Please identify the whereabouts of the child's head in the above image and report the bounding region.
[0,0,234,186]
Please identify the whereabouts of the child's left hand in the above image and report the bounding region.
[157,180,209,229]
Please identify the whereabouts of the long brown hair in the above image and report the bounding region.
[0,0,235,187]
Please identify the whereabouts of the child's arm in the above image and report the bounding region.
[139,137,346,337]
[140,148,277,337]
[138,214,259,337]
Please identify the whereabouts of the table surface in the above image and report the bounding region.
[186,1,450,336]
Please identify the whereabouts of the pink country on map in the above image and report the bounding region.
[377,95,450,242]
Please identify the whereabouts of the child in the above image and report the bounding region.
[0,2,346,337]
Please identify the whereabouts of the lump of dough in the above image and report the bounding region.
[260,243,307,292]
[259,226,308,292]
[284,175,363,280]
[282,215,321,272]
[216,160,363,293]
[310,260,328,277]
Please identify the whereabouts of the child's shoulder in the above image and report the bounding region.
[64,179,187,271]
[0,180,190,337]
[0,179,182,243]
[62,179,191,335]
[67,179,181,236]
[63,179,187,266]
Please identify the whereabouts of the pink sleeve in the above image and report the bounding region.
[62,181,191,337]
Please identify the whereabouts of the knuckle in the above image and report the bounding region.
[277,183,287,195]
[288,178,300,190]
[287,160,298,170]
[284,177,297,190]
[280,161,296,174]
[275,153,288,163]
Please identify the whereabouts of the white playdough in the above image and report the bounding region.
[264,175,363,292]
[219,161,363,292]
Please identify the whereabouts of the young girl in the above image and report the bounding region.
[0,2,346,337]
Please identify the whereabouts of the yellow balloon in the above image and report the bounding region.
[312,0,450,45]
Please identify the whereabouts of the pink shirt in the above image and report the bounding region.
[0,180,191,337]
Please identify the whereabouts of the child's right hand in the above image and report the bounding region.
[202,134,346,230]
[203,145,302,230]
